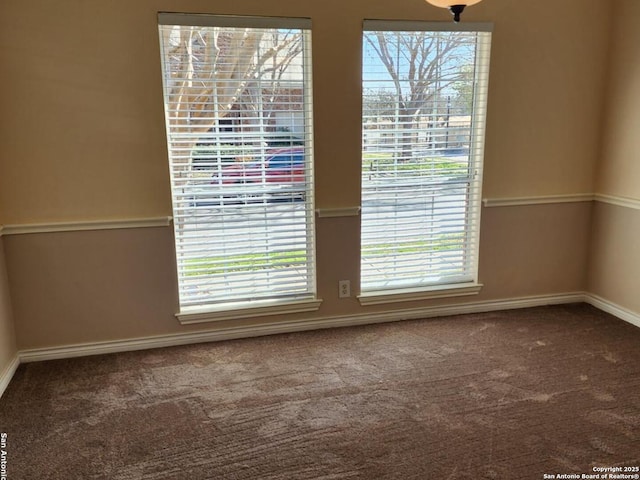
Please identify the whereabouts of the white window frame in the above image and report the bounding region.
[359,20,493,305]
[158,13,321,323]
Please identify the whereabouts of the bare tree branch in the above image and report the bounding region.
[162,26,303,170]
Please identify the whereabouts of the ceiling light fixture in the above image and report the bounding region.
[425,0,483,23]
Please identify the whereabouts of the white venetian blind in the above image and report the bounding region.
[158,14,316,311]
[361,21,492,294]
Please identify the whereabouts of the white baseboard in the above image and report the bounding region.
[18,292,585,363]
[5,292,640,395]
[583,293,640,329]
[0,355,20,399]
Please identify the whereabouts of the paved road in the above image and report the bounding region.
[177,185,473,304]
[179,188,470,257]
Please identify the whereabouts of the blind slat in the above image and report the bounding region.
[159,17,316,308]
[361,28,491,293]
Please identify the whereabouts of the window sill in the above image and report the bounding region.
[358,282,483,306]
[177,298,323,325]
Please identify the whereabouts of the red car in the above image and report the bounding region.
[212,147,306,186]
[189,147,307,206]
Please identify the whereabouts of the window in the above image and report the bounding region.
[360,21,492,303]
[158,14,319,320]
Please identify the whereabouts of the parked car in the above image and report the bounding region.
[211,147,304,184]
[187,147,307,207]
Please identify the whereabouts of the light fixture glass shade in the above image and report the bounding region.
[425,0,482,6]
[425,0,483,22]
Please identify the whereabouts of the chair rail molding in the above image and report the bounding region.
[482,194,594,207]
[1,217,173,235]
[316,207,361,218]
[483,193,640,211]
[594,193,640,211]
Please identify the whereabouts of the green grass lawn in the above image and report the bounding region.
[362,232,465,256]
[185,233,465,277]
[185,250,306,276]
[363,153,468,176]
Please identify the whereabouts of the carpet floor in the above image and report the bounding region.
[1,304,640,479]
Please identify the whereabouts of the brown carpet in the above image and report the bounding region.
[1,304,640,479]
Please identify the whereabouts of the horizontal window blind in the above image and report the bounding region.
[361,24,492,293]
[158,15,316,311]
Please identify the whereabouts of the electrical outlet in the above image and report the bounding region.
[339,280,350,298]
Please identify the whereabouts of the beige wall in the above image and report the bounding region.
[482,1,610,199]
[0,239,17,377]
[596,0,640,199]
[0,0,612,350]
[589,203,640,314]
[6,203,593,350]
[0,0,611,223]
[589,0,640,313]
